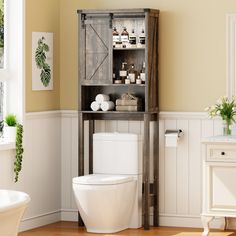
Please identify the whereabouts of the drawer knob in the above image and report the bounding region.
[221,151,225,155]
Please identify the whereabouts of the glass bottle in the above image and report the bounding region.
[113,68,116,83]
[121,27,129,48]
[139,29,145,47]
[140,62,145,83]
[112,27,120,48]
[129,29,136,47]
[136,75,142,84]
[119,62,127,83]
[128,64,137,84]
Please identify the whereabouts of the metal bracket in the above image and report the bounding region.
[81,13,86,29]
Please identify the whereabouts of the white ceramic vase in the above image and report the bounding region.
[4,126,16,142]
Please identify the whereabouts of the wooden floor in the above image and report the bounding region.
[18,221,236,236]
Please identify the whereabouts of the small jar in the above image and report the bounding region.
[125,78,131,84]
[114,79,122,84]
[136,76,142,84]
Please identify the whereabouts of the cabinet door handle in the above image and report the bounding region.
[221,151,225,156]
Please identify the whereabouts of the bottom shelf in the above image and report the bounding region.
[79,110,158,121]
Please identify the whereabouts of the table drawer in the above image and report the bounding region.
[207,145,236,162]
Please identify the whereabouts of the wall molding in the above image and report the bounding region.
[226,13,236,97]
[25,110,61,119]
[20,210,61,232]
[25,110,209,120]
[159,112,206,120]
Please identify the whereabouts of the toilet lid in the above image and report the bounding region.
[73,174,134,185]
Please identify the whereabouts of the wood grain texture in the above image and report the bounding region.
[19,221,236,236]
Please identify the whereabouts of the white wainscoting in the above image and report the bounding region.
[61,110,236,229]
[0,111,62,232]
[2,110,233,231]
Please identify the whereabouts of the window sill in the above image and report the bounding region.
[0,139,15,151]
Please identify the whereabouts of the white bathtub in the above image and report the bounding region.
[0,190,30,236]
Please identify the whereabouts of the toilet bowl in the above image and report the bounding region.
[72,133,142,233]
[73,174,136,233]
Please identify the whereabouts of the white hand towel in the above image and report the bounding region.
[95,94,110,103]
[90,101,101,111]
[101,101,115,111]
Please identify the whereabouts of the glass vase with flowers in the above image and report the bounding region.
[205,96,236,135]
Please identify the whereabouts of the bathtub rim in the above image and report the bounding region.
[0,189,30,213]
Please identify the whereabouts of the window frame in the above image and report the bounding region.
[0,0,9,78]
[0,0,24,124]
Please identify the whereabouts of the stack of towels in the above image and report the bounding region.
[90,94,115,111]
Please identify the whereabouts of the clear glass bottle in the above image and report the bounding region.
[119,62,127,83]
[121,27,129,48]
[125,75,131,84]
[128,64,137,84]
[136,75,142,84]
[129,29,136,47]
[139,29,145,47]
[140,62,145,83]
[113,27,120,48]
[113,68,116,83]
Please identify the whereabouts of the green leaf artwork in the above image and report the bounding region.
[35,36,51,87]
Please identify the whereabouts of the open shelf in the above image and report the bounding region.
[79,110,158,121]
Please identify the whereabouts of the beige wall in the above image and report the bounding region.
[26,0,236,112]
[25,0,60,112]
[59,0,101,110]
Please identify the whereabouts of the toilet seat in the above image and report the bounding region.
[73,174,134,185]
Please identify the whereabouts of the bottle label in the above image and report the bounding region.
[121,35,129,42]
[129,36,136,45]
[113,35,120,42]
[120,70,127,77]
[140,72,145,82]
[129,73,135,82]
[139,36,145,44]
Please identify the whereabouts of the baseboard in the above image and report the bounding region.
[159,214,226,229]
[20,209,233,231]
[61,209,78,222]
[19,210,61,232]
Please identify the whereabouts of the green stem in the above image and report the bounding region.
[224,119,232,135]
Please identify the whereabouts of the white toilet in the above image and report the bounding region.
[72,132,142,233]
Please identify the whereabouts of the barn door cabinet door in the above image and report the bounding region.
[79,14,112,85]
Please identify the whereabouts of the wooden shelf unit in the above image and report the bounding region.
[77,8,159,229]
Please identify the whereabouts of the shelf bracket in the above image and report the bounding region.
[81,13,86,29]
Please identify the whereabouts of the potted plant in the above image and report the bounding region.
[4,114,17,141]
[3,114,24,182]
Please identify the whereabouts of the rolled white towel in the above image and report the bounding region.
[101,101,115,111]
[90,101,101,111]
[95,94,110,103]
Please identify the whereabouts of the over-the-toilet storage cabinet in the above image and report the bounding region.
[202,137,236,234]
[77,9,159,229]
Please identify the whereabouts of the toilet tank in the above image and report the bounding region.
[93,133,142,175]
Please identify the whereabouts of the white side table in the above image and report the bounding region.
[202,136,236,236]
